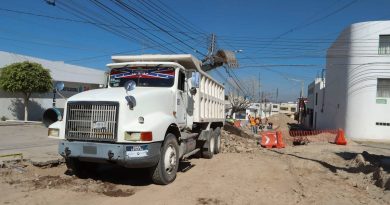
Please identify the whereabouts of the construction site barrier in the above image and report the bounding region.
[290,128,347,145]
[335,129,347,145]
[234,121,241,128]
[276,131,285,148]
[260,131,285,149]
[289,129,338,137]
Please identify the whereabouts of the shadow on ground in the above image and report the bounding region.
[65,161,196,186]
[270,149,390,174]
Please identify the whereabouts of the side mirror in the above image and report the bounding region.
[190,87,197,95]
[124,80,136,93]
[191,72,200,88]
[55,81,64,91]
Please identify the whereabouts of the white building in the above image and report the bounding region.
[310,21,390,141]
[0,51,106,121]
[279,102,297,119]
[304,78,326,129]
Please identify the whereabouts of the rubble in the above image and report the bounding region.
[220,126,259,153]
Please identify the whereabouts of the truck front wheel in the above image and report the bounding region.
[151,133,179,185]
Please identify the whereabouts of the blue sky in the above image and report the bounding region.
[1,0,390,101]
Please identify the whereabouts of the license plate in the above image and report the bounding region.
[126,145,149,158]
[83,146,97,154]
[93,121,107,129]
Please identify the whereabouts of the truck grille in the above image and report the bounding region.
[65,102,119,142]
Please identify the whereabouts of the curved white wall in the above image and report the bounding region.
[324,21,390,141]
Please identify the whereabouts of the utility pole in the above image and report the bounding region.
[252,79,255,101]
[207,33,216,56]
[276,88,279,103]
[258,72,261,117]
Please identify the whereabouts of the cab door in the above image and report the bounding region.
[176,70,187,127]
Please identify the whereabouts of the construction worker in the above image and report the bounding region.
[250,116,257,134]
[255,117,260,134]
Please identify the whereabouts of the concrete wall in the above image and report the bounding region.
[320,21,390,141]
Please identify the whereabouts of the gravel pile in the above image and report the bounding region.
[220,127,259,153]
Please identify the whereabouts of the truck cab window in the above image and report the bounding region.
[109,66,175,87]
[178,71,185,91]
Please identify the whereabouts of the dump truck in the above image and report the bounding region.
[48,54,225,184]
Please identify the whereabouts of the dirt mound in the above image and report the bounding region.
[223,123,253,139]
[221,128,258,153]
[266,114,297,143]
[348,152,390,190]
[267,113,297,127]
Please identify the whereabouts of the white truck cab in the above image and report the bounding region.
[48,54,225,184]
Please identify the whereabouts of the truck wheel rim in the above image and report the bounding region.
[210,137,215,153]
[164,145,176,174]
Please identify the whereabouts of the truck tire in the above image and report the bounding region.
[213,127,221,154]
[202,133,215,159]
[65,158,98,178]
[151,133,180,185]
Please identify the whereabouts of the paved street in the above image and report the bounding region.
[0,124,61,163]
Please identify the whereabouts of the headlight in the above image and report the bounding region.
[48,128,60,137]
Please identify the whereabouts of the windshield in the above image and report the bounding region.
[109,66,175,87]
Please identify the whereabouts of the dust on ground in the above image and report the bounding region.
[221,114,390,192]
[1,115,390,204]
[0,160,135,198]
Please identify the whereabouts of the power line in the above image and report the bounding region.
[111,0,206,56]
[0,7,207,35]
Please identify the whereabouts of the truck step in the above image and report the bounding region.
[182,148,200,159]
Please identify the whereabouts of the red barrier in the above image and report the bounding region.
[261,132,277,148]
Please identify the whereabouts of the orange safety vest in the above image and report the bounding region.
[250,117,256,126]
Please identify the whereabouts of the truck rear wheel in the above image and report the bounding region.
[213,127,221,154]
[151,133,179,185]
[202,133,215,159]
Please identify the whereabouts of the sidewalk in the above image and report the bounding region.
[0,124,62,165]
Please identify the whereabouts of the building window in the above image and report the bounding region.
[280,107,288,111]
[291,107,296,112]
[273,105,278,108]
[379,35,390,55]
[377,78,390,98]
[315,93,318,106]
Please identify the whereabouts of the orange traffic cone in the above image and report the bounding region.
[335,129,347,145]
[276,131,285,148]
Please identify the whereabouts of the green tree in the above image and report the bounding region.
[0,61,53,121]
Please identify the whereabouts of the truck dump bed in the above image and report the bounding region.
[111,54,225,123]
